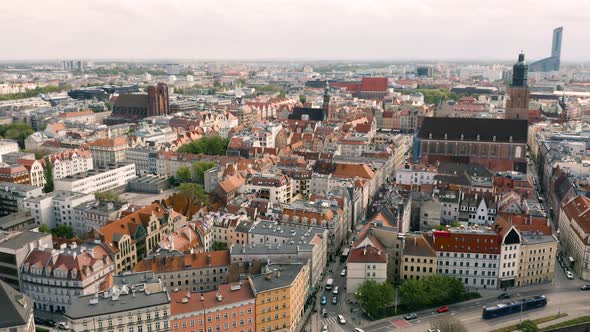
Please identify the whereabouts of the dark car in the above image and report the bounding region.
[45,319,57,327]
[498,293,512,299]
[581,285,590,291]
[34,317,47,325]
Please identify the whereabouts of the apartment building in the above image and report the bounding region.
[48,149,94,180]
[21,242,114,312]
[518,232,558,286]
[169,282,256,332]
[134,250,230,293]
[558,195,590,280]
[65,272,170,332]
[347,241,388,293]
[249,264,309,332]
[401,234,437,281]
[0,183,43,217]
[433,228,501,289]
[0,139,19,163]
[99,202,186,273]
[24,190,95,229]
[89,137,128,168]
[54,163,136,194]
[0,231,52,290]
[0,280,36,332]
[242,174,293,205]
[72,200,128,235]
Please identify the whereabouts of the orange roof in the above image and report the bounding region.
[170,281,255,315]
[562,195,590,236]
[90,137,128,148]
[218,174,245,193]
[58,110,94,118]
[134,250,230,273]
[333,163,375,179]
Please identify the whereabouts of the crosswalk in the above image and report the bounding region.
[318,317,347,332]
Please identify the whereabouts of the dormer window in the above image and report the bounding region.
[476,134,480,141]
[509,136,513,142]
[493,136,496,142]
[460,134,464,141]
[429,133,432,139]
[444,133,448,140]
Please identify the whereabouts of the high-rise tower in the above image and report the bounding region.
[506,52,530,121]
[529,26,563,72]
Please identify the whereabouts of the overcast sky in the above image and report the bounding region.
[2,0,589,62]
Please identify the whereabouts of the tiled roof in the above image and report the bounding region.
[333,163,375,179]
[562,195,590,236]
[90,137,128,148]
[134,250,230,273]
[360,77,388,92]
[347,244,387,263]
[170,281,254,315]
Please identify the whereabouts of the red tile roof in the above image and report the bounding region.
[361,77,388,92]
[170,281,255,315]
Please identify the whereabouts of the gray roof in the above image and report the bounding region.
[0,280,32,328]
[248,220,325,242]
[0,211,34,230]
[249,264,305,294]
[0,231,51,250]
[66,272,167,320]
[66,290,169,320]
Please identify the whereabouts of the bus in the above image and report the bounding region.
[325,278,334,291]
[341,248,350,262]
[482,295,547,319]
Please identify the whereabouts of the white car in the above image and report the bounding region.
[333,286,339,295]
[340,269,347,276]
[337,315,346,324]
[566,271,574,279]
[57,322,69,330]
[353,329,365,332]
[322,325,328,332]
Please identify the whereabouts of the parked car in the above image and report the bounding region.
[566,271,575,280]
[337,315,346,324]
[333,286,339,295]
[322,325,328,332]
[353,329,365,332]
[498,293,511,299]
[332,296,338,304]
[45,320,57,327]
[57,322,69,330]
[581,285,590,291]
[404,313,418,320]
[321,296,327,305]
[437,306,449,313]
[427,329,441,332]
[340,269,347,276]
[322,308,328,317]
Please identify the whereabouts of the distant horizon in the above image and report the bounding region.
[2,1,589,62]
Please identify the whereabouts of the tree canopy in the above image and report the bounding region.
[430,317,468,332]
[42,157,54,193]
[191,161,217,184]
[0,85,64,101]
[354,280,395,318]
[0,122,35,149]
[94,191,126,203]
[51,224,74,239]
[399,275,471,311]
[175,166,192,182]
[177,136,229,155]
[178,183,209,207]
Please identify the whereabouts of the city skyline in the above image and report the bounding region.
[2,0,589,62]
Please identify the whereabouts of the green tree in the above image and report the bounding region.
[42,157,54,193]
[38,224,51,234]
[177,136,230,156]
[399,275,468,311]
[213,80,222,88]
[178,183,209,207]
[518,320,538,332]
[0,85,64,101]
[0,122,35,149]
[299,94,307,104]
[191,161,217,184]
[212,241,228,251]
[94,191,126,203]
[451,221,461,227]
[176,166,192,183]
[51,224,74,239]
[355,280,395,318]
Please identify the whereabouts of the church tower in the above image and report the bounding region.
[323,81,335,120]
[506,52,530,121]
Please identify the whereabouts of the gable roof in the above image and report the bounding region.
[0,280,32,328]
[418,117,528,143]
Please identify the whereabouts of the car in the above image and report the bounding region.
[57,322,69,330]
[34,317,47,325]
[322,308,328,317]
[340,269,347,277]
[337,315,346,324]
[581,285,590,291]
[353,329,365,332]
[322,325,328,332]
[45,320,57,327]
[332,296,338,304]
[333,286,339,295]
[427,329,441,332]
[437,306,449,313]
[566,271,575,279]
[498,293,511,299]
[320,295,327,305]
[404,313,418,320]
